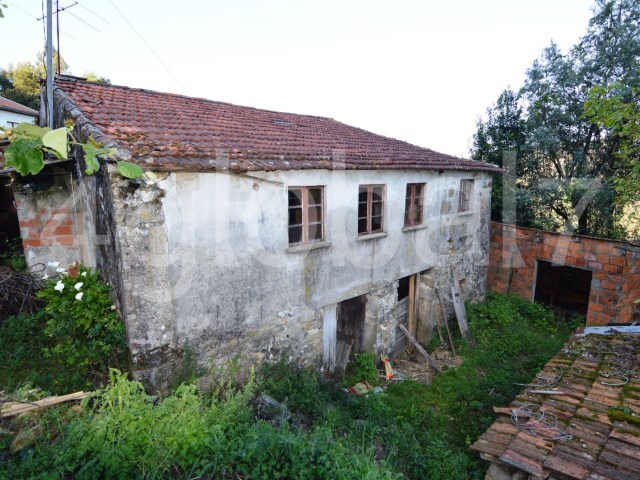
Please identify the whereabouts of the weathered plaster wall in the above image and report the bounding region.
[14,156,493,389]
[488,222,640,325]
[0,110,36,129]
[126,168,493,382]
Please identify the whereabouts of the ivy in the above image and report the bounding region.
[1,121,143,179]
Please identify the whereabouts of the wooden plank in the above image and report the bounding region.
[0,391,88,418]
[436,288,457,356]
[398,323,441,373]
[450,269,470,341]
[407,275,416,353]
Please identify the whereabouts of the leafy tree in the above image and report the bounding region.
[472,0,640,238]
[1,51,69,110]
[585,84,640,206]
[84,72,111,84]
[1,63,40,110]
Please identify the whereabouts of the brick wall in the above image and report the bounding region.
[488,222,640,325]
[14,179,80,268]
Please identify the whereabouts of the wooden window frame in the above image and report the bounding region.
[458,179,474,213]
[358,184,385,236]
[288,186,325,246]
[404,183,425,227]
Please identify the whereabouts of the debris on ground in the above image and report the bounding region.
[392,348,464,384]
[0,391,88,418]
[251,393,292,427]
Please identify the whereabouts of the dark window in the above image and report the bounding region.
[358,185,385,235]
[404,183,425,227]
[458,179,474,212]
[288,186,324,245]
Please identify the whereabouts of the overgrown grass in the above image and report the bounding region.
[0,293,578,479]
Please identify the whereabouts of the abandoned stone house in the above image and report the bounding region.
[5,76,501,388]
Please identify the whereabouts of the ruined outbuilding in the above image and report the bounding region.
[7,76,500,389]
[489,223,640,325]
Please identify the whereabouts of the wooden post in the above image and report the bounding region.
[450,269,470,341]
[436,288,456,356]
[398,323,441,373]
[407,274,416,353]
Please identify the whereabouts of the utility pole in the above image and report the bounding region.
[46,0,54,129]
[56,0,61,75]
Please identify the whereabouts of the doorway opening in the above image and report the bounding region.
[534,260,592,316]
[335,294,367,375]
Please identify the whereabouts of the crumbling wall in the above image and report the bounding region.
[123,168,493,387]
[14,169,80,269]
[488,222,640,325]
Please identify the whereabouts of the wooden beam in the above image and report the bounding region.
[436,288,456,356]
[0,391,88,418]
[398,323,441,373]
[407,274,416,353]
[450,269,471,341]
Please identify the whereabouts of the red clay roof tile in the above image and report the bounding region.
[471,332,640,480]
[0,96,38,117]
[53,77,501,174]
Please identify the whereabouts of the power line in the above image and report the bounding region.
[107,0,186,91]
[76,1,109,24]
[65,8,100,32]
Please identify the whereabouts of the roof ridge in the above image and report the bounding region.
[0,95,38,115]
[53,76,337,122]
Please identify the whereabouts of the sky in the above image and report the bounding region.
[0,0,595,158]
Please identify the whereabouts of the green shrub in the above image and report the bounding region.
[0,266,127,393]
[260,358,331,418]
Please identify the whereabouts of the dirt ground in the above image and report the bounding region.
[388,347,463,384]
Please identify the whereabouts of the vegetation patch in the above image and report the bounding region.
[0,292,577,479]
[0,266,127,393]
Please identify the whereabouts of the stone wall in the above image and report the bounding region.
[15,154,494,390]
[488,222,640,325]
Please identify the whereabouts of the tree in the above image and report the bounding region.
[472,0,640,238]
[472,89,533,225]
[1,50,70,111]
[83,73,111,84]
[1,63,40,110]
[585,84,640,205]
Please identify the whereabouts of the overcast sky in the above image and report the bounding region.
[1,0,594,157]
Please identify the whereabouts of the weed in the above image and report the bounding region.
[343,351,379,387]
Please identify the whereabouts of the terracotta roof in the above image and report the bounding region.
[471,330,640,480]
[0,96,38,117]
[53,77,501,173]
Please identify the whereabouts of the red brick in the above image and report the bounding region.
[603,263,623,275]
[588,261,603,270]
[54,235,75,246]
[53,225,73,236]
[609,256,626,266]
[22,239,43,247]
[18,218,38,228]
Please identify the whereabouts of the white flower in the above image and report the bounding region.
[56,267,66,273]
[74,282,83,291]
[42,274,49,280]
[81,272,87,277]
[75,292,83,301]
[110,305,116,310]
[54,281,64,292]
[47,261,60,268]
